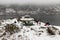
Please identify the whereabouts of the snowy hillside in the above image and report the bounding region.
[0,18,60,40]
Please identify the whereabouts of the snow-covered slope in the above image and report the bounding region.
[0,18,60,40]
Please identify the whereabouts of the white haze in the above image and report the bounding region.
[0,0,60,5]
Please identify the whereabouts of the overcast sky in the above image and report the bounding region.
[0,0,60,5]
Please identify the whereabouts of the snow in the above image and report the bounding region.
[53,26,60,30]
[0,18,60,40]
[20,18,34,21]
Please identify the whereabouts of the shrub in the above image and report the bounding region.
[4,24,20,35]
[47,27,55,35]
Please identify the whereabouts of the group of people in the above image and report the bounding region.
[35,20,50,26]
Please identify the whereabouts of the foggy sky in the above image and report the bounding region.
[0,0,60,5]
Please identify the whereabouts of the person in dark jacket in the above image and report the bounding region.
[45,22,50,26]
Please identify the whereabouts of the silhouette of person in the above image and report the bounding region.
[45,22,50,26]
